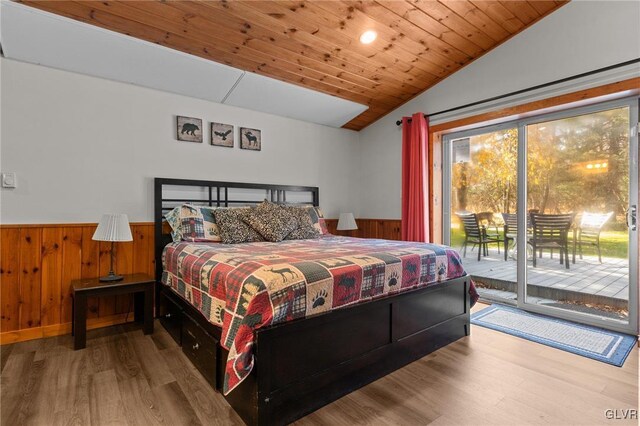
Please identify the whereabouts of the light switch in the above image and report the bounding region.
[2,172,17,188]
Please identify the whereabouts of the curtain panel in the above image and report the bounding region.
[401,113,430,242]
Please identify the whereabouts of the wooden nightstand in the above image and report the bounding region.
[71,273,154,350]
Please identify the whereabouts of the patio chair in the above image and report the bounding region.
[502,213,518,261]
[477,211,500,235]
[575,211,614,263]
[456,212,501,261]
[529,213,575,269]
[501,213,534,260]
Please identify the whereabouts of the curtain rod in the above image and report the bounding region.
[394,58,640,126]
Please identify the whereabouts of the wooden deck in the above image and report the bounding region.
[461,249,629,302]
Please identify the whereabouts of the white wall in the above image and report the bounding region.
[0,58,360,224]
[356,0,640,219]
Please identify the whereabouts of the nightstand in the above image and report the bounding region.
[71,273,154,350]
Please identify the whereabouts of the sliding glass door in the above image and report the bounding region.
[444,97,638,334]
[520,101,638,333]
[444,124,519,303]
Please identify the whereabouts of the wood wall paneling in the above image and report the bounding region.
[19,228,42,330]
[0,223,156,344]
[0,229,21,332]
[81,226,101,319]
[41,227,63,327]
[61,228,83,324]
[325,218,402,240]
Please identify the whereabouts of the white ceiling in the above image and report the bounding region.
[0,1,368,128]
[224,72,369,128]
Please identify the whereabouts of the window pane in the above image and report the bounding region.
[449,128,518,303]
[525,107,630,324]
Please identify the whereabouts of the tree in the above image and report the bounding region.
[451,107,629,225]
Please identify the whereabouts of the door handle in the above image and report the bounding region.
[629,205,637,231]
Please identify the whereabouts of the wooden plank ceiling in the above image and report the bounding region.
[18,0,567,130]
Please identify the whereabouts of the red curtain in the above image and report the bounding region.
[401,112,430,242]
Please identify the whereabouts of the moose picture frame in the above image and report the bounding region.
[211,122,234,147]
[240,127,261,151]
[176,116,203,143]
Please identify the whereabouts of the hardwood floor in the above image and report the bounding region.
[1,304,637,425]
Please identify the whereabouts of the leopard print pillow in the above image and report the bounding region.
[244,201,298,242]
[284,206,321,240]
[214,207,265,244]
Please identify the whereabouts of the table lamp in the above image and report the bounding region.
[92,213,133,282]
[337,213,358,231]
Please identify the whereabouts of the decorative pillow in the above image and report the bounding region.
[178,204,206,242]
[164,204,222,242]
[198,205,222,242]
[318,218,329,235]
[244,201,298,242]
[164,205,183,242]
[284,206,321,240]
[305,206,330,235]
[215,207,265,244]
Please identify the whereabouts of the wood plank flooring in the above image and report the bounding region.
[1,304,637,425]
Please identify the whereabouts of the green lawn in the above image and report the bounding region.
[449,228,628,259]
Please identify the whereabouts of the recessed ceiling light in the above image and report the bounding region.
[360,30,377,44]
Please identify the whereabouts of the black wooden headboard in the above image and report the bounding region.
[154,177,320,281]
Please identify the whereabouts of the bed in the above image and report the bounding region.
[154,178,476,425]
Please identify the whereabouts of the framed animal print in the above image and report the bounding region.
[177,116,203,143]
[211,122,234,147]
[240,127,261,151]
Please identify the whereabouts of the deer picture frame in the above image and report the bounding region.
[240,127,261,151]
[211,122,234,147]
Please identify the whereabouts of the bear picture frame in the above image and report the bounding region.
[239,127,261,151]
[176,116,203,143]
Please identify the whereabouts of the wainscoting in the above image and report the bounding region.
[0,223,155,344]
[324,218,402,240]
[0,219,400,344]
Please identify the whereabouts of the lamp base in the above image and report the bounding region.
[99,273,124,282]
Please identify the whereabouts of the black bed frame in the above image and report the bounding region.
[154,177,471,425]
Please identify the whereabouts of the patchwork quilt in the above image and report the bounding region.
[162,236,478,395]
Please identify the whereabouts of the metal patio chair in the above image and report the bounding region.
[575,211,614,263]
[501,212,534,260]
[456,212,501,261]
[529,213,575,269]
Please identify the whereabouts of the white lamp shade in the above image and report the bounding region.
[337,213,358,231]
[92,214,133,242]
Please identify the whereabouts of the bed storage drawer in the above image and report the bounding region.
[393,280,467,340]
[159,291,183,345]
[182,314,218,389]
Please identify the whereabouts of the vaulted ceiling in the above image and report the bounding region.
[17,0,567,130]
